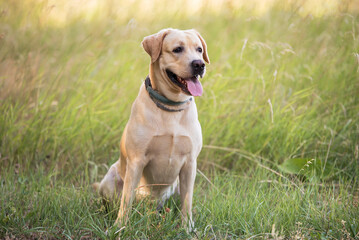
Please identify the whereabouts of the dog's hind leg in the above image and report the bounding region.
[93,131,128,204]
[93,160,124,203]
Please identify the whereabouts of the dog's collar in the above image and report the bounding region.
[145,76,192,112]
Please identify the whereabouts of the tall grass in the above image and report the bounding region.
[1,0,358,239]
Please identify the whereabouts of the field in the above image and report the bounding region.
[1,0,359,239]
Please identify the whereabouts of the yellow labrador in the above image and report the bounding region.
[94,28,210,230]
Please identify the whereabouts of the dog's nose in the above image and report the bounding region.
[191,60,205,75]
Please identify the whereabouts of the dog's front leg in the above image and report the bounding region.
[179,159,197,232]
[115,159,144,227]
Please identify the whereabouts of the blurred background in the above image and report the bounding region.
[1,0,359,239]
[1,0,359,180]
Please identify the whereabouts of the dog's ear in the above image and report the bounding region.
[142,29,170,64]
[193,30,210,64]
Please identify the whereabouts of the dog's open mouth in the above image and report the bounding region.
[166,70,203,96]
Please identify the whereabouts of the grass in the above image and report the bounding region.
[1,168,358,239]
[1,0,359,239]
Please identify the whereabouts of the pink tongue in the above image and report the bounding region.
[186,78,203,96]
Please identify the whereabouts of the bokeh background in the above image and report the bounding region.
[1,0,359,239]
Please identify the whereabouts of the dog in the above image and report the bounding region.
[93,28,210,231]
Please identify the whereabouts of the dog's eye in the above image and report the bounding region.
[197,47,203,53]
[173,47,183,53]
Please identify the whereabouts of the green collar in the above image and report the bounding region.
[145,76,192,112]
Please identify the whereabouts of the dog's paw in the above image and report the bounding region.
[92,182,100,192]
[183,219,195,234]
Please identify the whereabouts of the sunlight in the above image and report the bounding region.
[40,0,357,27]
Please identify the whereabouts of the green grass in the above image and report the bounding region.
[1,0,359,239]
[1,168,358,239]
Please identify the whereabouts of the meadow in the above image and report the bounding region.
[1,0,359,239]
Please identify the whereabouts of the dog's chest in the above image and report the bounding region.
[143,134,192,183]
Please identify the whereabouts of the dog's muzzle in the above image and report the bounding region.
[166,65,204,97]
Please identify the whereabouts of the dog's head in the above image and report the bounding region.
[142,29,210,97]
